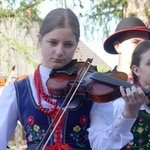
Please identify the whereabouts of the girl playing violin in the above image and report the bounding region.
[0,8,148,150]
[113,40,150,149]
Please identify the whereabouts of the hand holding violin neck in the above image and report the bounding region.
[91,71,150,96]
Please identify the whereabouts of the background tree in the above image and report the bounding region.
[78,0,150,41]
[1,0,150,42]
[46,0,149,42]
[0,0,44,76]
[123,0,150,27]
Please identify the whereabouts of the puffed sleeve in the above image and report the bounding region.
[88,101,136,150]
[0,83,19,150]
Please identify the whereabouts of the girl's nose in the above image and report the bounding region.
[55,45,64,56]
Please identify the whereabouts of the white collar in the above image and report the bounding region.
[39,65,52,79]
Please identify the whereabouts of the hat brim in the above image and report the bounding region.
[104,27,150,54]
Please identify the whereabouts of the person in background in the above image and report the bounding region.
[0,8,148,150]
[103,16,150,81]
[113,40,150,149]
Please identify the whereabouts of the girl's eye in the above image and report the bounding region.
[64,43,74,48]
[49,41,57,45]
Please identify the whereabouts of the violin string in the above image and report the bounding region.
[36,59,93,150]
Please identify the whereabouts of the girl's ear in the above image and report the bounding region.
[114,41,121,54]
[131,65,140,76]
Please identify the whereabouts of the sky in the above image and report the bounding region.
[38,0,119,69]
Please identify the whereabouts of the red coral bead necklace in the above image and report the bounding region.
[34,65,58,115]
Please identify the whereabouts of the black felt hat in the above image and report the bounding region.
[104,17,150,54]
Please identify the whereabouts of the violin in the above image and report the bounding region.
[46,59,129,103]
[47,59,150,103]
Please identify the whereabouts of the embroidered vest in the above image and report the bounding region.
[14,78,93,150]
[121,110,150,150]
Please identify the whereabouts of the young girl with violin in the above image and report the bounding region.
[0,8,148,150]
[113,40,150,149]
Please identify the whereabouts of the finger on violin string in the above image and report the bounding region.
[119,86,131,102]
[120,86,134,101]
[127,86,139,102]
[130,86,139,95]
[126,86,140,101]
[134,86,146,99]
[130,86,147,102]
[119,86,126,97]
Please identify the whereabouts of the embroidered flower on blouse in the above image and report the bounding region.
[28,134,33,142]
[137,127,144,134]
[33,124,40,132]
[73,125,81,133]
[27,116,35,126]
[80,115,88,125]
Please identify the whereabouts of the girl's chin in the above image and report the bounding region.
[45,61,69,69]
[51,64,65,70]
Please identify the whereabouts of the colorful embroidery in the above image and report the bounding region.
[27,115,34,126]
[73,125,81,132]
[80,115,88,125]
[26,116,46,142]
[122,110,150,150]
[70,115,89,148]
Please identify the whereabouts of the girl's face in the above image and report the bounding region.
[38,27,78,69]
[132,50,150,87]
